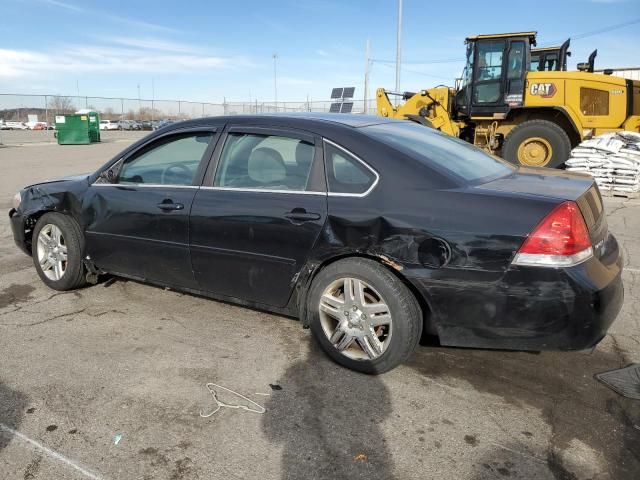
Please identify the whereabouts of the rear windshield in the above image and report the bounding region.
[362,122,514,183]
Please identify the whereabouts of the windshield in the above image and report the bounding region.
[362,122,515,184]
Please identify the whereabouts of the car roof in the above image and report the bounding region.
[169,112,400,130]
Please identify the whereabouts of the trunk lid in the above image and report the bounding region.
[475,167,594,201]
[475,167,610,261]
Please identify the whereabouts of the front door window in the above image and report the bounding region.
[118,133,214,186]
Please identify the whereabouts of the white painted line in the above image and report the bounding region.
[0,423,104,480]
[625,268,640,273]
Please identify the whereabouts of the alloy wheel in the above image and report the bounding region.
[36,224,68,281]
[318,277,393,360]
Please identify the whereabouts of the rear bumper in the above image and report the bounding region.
[9,208,31,256]
[407,242,624,351]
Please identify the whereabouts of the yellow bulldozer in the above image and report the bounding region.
[376,32,640,168]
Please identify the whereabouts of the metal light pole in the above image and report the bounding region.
[273,53,278,111]
[364,38,371,114]
[395,0,403,93]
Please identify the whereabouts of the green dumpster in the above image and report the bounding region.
[55,111,101,145]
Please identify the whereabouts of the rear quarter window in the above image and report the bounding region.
[324,141,377,195]
[362,122,514,184]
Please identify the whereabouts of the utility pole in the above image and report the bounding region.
[137,84,141,112]
[395,0,403,93]
[76,79,80,98]
[364,38,371,114]
[151,78,155,122]
[273,53,278,112]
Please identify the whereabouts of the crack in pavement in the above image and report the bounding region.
[0,290,82,317]
[93,309,126,317]
[0,308,86,327]
[606,201,631,218]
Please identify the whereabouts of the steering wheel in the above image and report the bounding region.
[160,163,192,185]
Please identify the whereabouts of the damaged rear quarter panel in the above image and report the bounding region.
[294,133,564,343]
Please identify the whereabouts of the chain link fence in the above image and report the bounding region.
[0,94,378,125]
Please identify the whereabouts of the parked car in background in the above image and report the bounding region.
[26,121,48,130]
[4,121,29,130]
[140,120,153,131]
[0,121,8,130]
[117,120,141,131]
[99,120,119,131]
[153,119,174,130]
[8,114,624,373]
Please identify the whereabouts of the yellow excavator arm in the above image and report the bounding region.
[375,87,462,137]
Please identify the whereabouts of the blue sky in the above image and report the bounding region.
[0,0,639,103]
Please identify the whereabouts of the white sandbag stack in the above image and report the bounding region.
[565,132,640,196]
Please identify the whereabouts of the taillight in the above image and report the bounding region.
[512,201,593,267]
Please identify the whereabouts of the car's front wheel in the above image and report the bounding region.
[307,258,422,374]
[32,213,87,291]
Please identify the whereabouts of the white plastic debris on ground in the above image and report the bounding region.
[565,131,640,195]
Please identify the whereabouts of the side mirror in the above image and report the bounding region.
[96,159,122,184]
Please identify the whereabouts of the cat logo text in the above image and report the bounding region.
[529,83,557,98]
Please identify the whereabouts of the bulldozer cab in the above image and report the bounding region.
[456,32,536,118]
[530,39,571,72]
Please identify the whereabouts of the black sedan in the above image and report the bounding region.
[9,114,624,373]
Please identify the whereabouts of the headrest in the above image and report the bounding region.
[248,147,286,184]
[295,141,314,168]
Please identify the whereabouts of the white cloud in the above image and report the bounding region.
[34,0,177,32]
[103,13,178,33]
[37,0,83,12]
[0,43,253,78]
[99,37,203,54]
[316,49,330,57]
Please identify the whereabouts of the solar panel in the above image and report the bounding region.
[340,102,354,114]
[342,87,355,99]
[329,102,341,113]
[330,88,344,99]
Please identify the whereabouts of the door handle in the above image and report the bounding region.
[157,201,184,211]
[284,210,321,222]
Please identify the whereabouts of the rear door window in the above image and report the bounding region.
[214,132,316,191]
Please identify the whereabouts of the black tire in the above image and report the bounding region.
[32,212,87,291]
[306,258,422,374]
[502,119,571,169]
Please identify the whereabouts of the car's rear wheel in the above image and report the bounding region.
[307,258,422,374]
[32,213,86,291]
